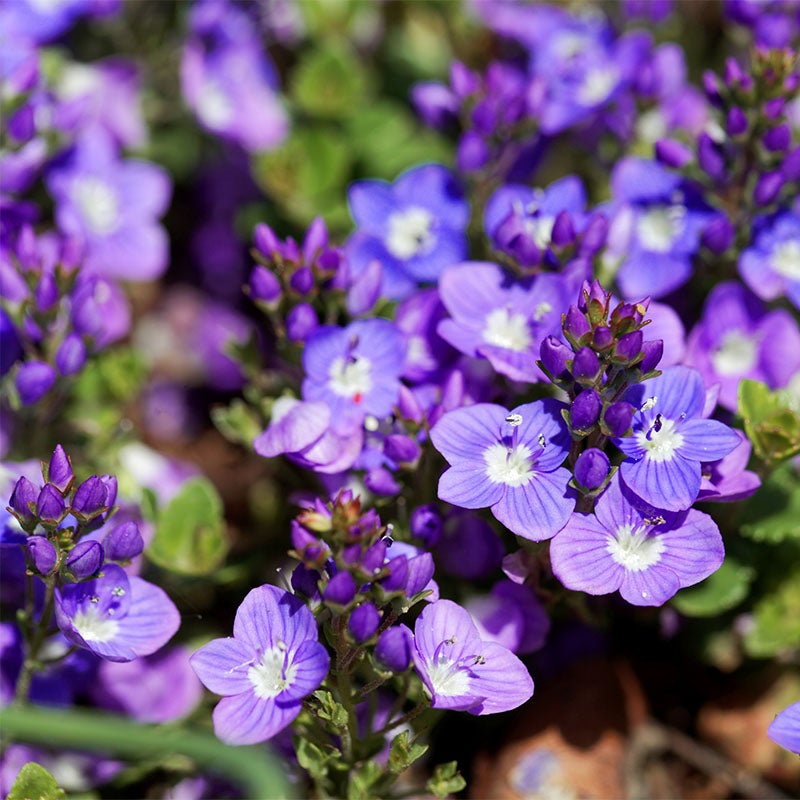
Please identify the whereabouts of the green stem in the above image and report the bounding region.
[14,573,57,706]
[0,705,294,800]
[374,701,429,740]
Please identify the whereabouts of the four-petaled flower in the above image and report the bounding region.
[190,585,329,745]
[430,399,574,540]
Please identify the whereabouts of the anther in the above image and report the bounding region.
[640,396,658,412]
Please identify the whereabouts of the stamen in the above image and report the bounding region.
[505,413,523,427]
[640,396,658,412]
[537,433,547,449]
[276,567,294,594]
[643,515,665,526]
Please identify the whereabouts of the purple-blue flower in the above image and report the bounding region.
[768,700,800,754]
[430,398,574,540]
[437,262,569,383]
[412,599,533,714]
[738,212,800,310]
[301,319,407,435]
[615,366,741,511]
[550,475,724,606]
[54,563,180,662]
[346,164,469,300]
[190,584,329,745]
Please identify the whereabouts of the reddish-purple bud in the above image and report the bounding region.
[35,271,58,312]
[375,624,413,672]
[381,555,409,593]
[603,402,635,437]
[782,146,800,181]
[36,484,66,524]
[406,552,435,596]
[64,540,104,580]
[578,214,609,257]
[324,571,357,606]
[655,138,693,168]
[764,123,791,153]
[574,448,611,491]
[26,536,58,575]
[361,540,388,575]
[364,467,401,497]
[726,106,748,136]
[103,521,144,561]
[640,339,664,373]
[592,326,614,351]
[540,335,572,380]
[286,303,318,342]
[302,217,328,263]
[450,60,480,98]
[763,97,785,120]
[253,223,281,258]
[47,445,73,493]
[571,389,602,431]
[563,306,591,344]
[697,133,725,180]
[572,347,601,382]
[397,385,424,423]
[248,265,281,304]
[701,215,735,254]
[9,476,38,524]
[71,476,108,520]
[349,602,380,642]
[614,330,643,362]
[16,361,56,405]
[753,171,784,205]
[702,70,721,105]
[551,211,576,246]
[723,57,745,87]
[289,267,314,295]
[383,434,420,465]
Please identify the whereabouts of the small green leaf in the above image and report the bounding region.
[426,761,466,799]
[739,462,800,543]
[211,400,264,449]
[738,379,800,463]
[743,567,800,658]
[295,738,331,782]
[148,477,228,575]
[671,558,756,617]
[312,690,349,728]
[346,760,383,800]
[291,44,369,119]
[388,730,429,774]
[8,762,65,800]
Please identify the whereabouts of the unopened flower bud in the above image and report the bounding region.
[753,171,783,205]
[302,217,329,263]
[71,476,108,520]
[540,335,572,380]
[592,326,614,351]
[37,484,66,524]
[364,467,401,497]
[55,334,86,376]
[64,540,104,580]
[397,385,424,423]
[26,536,58,574]
[572,347,601,382]
[614,330,643,363]
[782,146,800,181]
[381,555,409,593]
[384,434,420,465]
[286,303,318,342]
[16,361,56,405]
[551,211,575,246]
[571,389,601,431]
[47,445,73,493]
[349,602,380,642]
[253,223,281,258]
[697,133,725,180]
[9,476,38,525]
[563,306,591,344]
[410,504,442,547]
[763,123,791,152]
[291,564,321,600]
[579,214,609,256]
[574,448,611,491]
[35,271,58,312]
[375,624,413,672]
[103,521,144,561]
[726,106,748,136]
[289,267,314,295]
[603,402,635,437]
[701,215,734,254]
[763,97,785,120]
[248,265,281,304]
[406,552,435,596]
[361,540,388,574]
[640,339,664,373]
[457,131,490,172]
[324,571,357,606]
[655,138,693,168]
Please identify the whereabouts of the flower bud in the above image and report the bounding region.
[71,476,108,520]
[572,347,601,382]
[37,484,66,524]
[64,540,104,580]
[347,259,382,316]
[397,385,424,423]
[248,265,281,304]
[35,271,58,312]
[253,223,281,259]
[571,389,602,431]
[16,361,56,405]
[410,504,442,547]
[380,555,409,594]
[603,401,635,437]
[103,521,144,561]
[406,552,435,597]
[654,138,693,168]
[55,334,86,376]
[384,434,420,465]
[782,146,800,182]
[726,106,748,136]
[9,476,38,525]
[26,536,58,575]
[375,624,413,672]
[323,571,357,606]
[697,133,725,180]
[551,211,575,246]
[539,335,572,380]
[99,475,117,511]
[286,303,318,342]
[364,467,401,497]
[563,306,591,344]
[763,123,791,153]
[349,602,380,642]
[640,339,664,373]
[753,171,783,205]
[574,448,611,491]
[592,326,614,351]
[302,217,329,263]
[457,131,490,172]
[289,266,314,295]
[47,445,73,493]
[701,215,734,254]
[291,564,321,600]
[614,330,643,363]
[578,214,609,256]
[763,97,785,119]
[361,540,388,575]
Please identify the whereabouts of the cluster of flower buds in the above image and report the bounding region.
[539,280,663,446]
[289,491,435,643]
[246,217,346,343]
[1,226,130,406]
[656,48,799,234]
[7,445,143,581]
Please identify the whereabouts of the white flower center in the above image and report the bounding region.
[248,646,296,700]
[484,442,534,487]
[73,177,120,236]
[427,641,473,697]
[197,81,234,128]
[328,356,372,401]
[636,109,667,144]
[482,308,532,352]
[71,606,120,643]
[711,330,758,377]
[578,67,618,106]
[636,415,684,463]
[385,207,435,260]
[772,240,800,280]
[607,523,666,572]
[636,206,685,253]
[523,215,555,250]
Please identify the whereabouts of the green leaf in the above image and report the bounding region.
[211,399,264,449]
[426,761,466,798]
[295,738,332,782]
[738,379,800,463]
[291,43,369,119]
[312,690,349,728]
[8,762,65,800]
[1,705,294,799]
[346,760,383,800]
[671,558,756,617]
[147,477,228,575]
[388,730,428,774]
[739,461,800,543]
[743,566,800,658]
